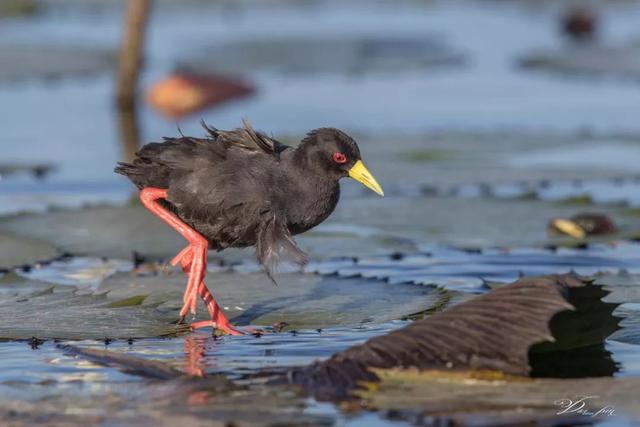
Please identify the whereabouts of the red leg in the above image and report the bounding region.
[139,187,246,336]
[175,249,246,336]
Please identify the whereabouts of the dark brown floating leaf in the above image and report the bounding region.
[287,274,620,400]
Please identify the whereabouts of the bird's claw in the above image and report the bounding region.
[190,320,251,336]
[172,244,207,317]
[171,243,249,337]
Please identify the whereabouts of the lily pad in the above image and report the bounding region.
[0,273,181,340]
[0,232,59,270]
[181,35,465,76]
[0,163,53,180]
[357,369,640,425]
[439,176,640,209]
[0,204,185,260]
[309,243,640,291]
[520,42,640,81]
[0,0,37,17]
[2,195,633,263]
[0,44,114,82]
[99,268,442,329]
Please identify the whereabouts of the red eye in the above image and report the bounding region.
[332,152,347,164]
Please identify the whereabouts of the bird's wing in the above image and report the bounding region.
[286,274,621,400]
[116,120,286,190]
[201,119,286,156]
[255,210,308,284]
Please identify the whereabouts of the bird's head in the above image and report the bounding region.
[297,128,384,196]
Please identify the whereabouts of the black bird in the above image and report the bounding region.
[115,120,383,335]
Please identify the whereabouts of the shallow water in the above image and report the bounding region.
[2,0,640,425]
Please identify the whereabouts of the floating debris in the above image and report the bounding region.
[146,72,255,119]
[0,163,54,180]
[29,336,44,350]
[549,213,618,239]
[561,6,598,42]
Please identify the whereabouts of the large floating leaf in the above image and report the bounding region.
[287,275,621,400]
[308,243,640,291]
[99,269,442,330]
[2,195,635,263]
[0,232,59,269]
[357,369,640,425]
[0,203,410,261]
[181,35,465,75]
[0,274,181,340]
[520,42,640,81]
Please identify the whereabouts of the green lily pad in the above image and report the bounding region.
[99,269,442,329]
[0,232,59,269]
[108,295,148,308]
[1,195,629,262]
[0,273,181,340]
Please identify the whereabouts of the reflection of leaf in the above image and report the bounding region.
[59,344,184,380]
[108,295,147,308]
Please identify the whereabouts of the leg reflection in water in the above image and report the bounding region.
[183,335,208,377]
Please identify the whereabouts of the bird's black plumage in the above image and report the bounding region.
[115,121,364,279]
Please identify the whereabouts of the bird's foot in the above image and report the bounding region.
[171,243,208,317]
[190,320,250,336]
[194,294,258,336]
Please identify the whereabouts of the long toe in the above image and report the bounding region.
[190,320,247,336]
[186,245,208,314]
[171,245,193,267]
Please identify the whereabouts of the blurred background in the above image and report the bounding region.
[2,0,639,210]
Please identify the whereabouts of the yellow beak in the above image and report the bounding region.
[549,218,586,239]
[348,160,384,196]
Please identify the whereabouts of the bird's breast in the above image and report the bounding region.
[286,183,340,235]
